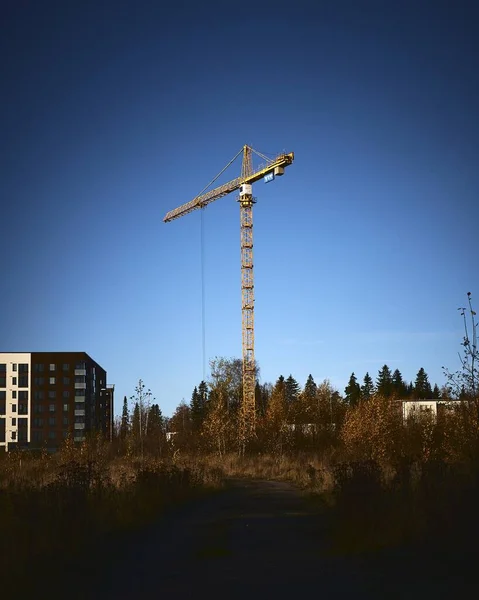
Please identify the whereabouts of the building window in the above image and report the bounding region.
[12,377,17,385]
[63,391,70,398]
[12,390,17,399]
[32,431,43,442]
[62,364,70,371]
[0,377,6,388]
[63,417,69,426]
[18,403,28,415]
[11,418,16,426]
[63,404,69,412]
[12,364,17,372]
[49,377,56,385]
[0,364,6,372]
[19,391,28,401]
[34,391,44,400]
[49,404,55,412]
[11,431,17,441]
[12,404,16,413]
[75,389,86,397]
[74,403,84,411]
[33,404,44,413]
[34,364,44,372]
[34,377,44,386]
[49,364,56,371]
[48,417,56,426]
[33,417,43,427]
[48,431,56,439]
[48,391,56,399]
[18,376,28,387]
[18,429,27,442]
[19,364,28,373]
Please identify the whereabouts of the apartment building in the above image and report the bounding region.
[0,352,114,452]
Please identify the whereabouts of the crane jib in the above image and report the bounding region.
[163,152,293,223]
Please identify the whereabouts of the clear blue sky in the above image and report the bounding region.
[1,0,477,416]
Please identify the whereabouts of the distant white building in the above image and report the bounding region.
[402,399,462,422]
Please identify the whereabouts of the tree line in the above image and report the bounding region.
[114,293,478,458]
[344,365,442,405]
[161,360,447,455]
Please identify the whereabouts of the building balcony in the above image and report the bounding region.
[74,423,85,430]
[74,409,85,416]
[74,369,86,376]
[74,383,86,389]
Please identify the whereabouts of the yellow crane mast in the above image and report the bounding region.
[164,145,294,450]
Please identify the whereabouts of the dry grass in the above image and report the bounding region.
[184,448,479,558]
[192,451,337,499]
[0,443,225,587]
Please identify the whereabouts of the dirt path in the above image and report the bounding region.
[68,479,477,599]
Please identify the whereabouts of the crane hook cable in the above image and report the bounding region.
[201,206,206,381]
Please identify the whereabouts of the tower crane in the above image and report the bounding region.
[164,145,294,450]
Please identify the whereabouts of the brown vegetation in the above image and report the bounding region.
[0,436,224,588]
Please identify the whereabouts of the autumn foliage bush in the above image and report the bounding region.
[322,394,479,554]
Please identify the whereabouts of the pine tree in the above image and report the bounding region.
[414,367,433,398]
[120,395,129,440]
[145,403,165,454]
[147,404,164,434]
[392,369,408,398]
[376,365,393,398]
[190,386,202,432]
[198,380,208,410]
[284,375,300,404]
[432,384,441,399]
[344,372,361,407]
[131,402,141,442]
[360,372,375,401]
[300,374,317,422]
[303,375,317,401]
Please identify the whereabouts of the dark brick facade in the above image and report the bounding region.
[26,352,112,450]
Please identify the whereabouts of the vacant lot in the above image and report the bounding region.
[60,478,478,600]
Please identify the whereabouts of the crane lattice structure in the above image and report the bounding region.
[164,145,294,450]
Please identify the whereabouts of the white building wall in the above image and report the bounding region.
[402,399,462,422]
[403,400,438,421]
[0,353,31,450]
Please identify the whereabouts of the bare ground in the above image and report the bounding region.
[55,479,479,599]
